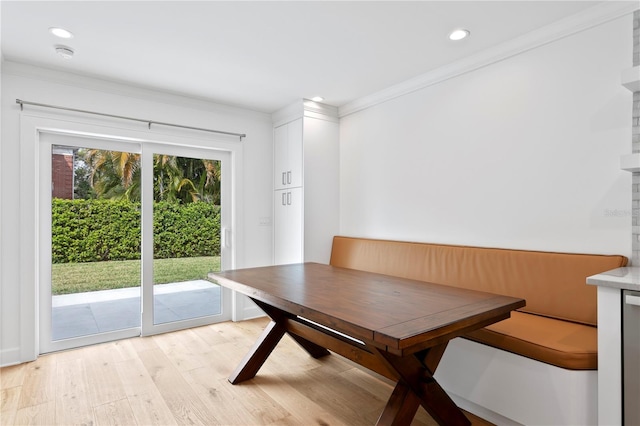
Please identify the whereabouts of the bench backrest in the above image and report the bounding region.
[329,236,627,326]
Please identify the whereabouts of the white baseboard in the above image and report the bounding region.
[239,306,266,321]
[232,293,265,322]
[0,347,21,367]
[449,392,523,426]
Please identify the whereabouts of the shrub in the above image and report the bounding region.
[52,199,220,263]
[153,201,221,259]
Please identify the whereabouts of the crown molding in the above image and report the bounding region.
[272,98,339,127]
[2,60,271,120]
[303,99,339,119]
[338,1,639,118]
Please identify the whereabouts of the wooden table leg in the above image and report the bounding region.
[373,345,470,426]
[376,381,421,426]
[228,319,286,384]
[229,299,331,384]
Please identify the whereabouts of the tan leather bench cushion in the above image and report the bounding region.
[465,311,597,370]
[330,236,627,326]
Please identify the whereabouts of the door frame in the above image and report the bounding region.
[21,112,243,358]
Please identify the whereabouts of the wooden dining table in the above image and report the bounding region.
[208,262,525,426]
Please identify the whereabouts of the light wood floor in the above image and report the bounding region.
[1,317,493,425]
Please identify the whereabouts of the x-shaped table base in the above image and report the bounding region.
[228,299,470,426]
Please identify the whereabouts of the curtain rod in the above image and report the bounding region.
[16,99,246,141]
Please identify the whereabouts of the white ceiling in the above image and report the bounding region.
[0,1,622,113]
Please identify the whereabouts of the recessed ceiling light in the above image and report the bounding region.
[311,96,324,102]
[49,27,73,39]
[448,29,470,41]
[55,46,74,59]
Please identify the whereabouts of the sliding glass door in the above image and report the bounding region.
[141,143,232,335]
[40,134,232,353]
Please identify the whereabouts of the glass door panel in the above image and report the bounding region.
[41,133,143,354]
[152,154,223,325]
[51,145,142,340]
[140,144,232,335]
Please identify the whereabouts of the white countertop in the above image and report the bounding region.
[587,267,640,292]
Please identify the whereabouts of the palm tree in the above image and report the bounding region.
[82,149,141,201]
[81,150,221,205]
[198,159,221,204]
[176,157,221,204]
[154,154,198,203]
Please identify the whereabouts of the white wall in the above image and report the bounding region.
[0,62,274,366]
[339,16,632,257]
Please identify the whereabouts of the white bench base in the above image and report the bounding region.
[435,338,597,426]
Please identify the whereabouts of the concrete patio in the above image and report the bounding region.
[51,280,221,340]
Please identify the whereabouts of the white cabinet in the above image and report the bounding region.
[273,188,302,265]
[272,100,339,265]
[274,118,303,190]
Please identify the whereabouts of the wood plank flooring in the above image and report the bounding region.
[0,317,493,425]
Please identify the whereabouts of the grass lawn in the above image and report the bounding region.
[51,256,220,295]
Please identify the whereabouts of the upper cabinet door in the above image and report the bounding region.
[274,118,303,190]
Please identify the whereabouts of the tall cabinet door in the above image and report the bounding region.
[274,118,302,190]
[274,188,302,265]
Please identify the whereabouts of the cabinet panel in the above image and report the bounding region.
[274,188,302,265]
[274,118,302,190]
[303,117,339,263]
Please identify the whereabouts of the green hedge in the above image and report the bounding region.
[52,199,220,263]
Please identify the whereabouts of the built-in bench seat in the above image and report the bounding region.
[466,310,597,370]
[329,236,627,424]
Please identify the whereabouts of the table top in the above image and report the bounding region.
[209,263,525,354]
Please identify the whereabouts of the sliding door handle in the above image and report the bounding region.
[221,228,231,248]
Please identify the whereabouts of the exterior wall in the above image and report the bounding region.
[51,152,74,199]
